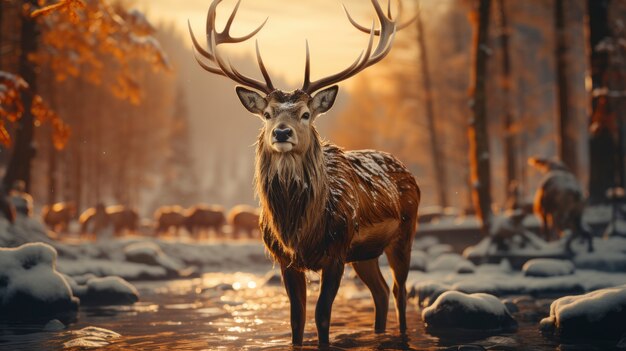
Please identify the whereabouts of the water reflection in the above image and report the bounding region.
[0,270,578,350]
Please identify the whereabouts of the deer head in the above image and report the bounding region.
[189,0,414,155]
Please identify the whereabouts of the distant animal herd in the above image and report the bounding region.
[40,202,260,241]
[0,156,597,250]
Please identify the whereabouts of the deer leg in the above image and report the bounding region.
[351,258,389,333]
[575,215,594,253]
[315,261,344,346]
[385,240,411,333]
[280,265,307,346]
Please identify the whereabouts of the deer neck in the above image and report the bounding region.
[255,129,329,252]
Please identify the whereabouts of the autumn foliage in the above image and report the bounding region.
[0,71,69,149]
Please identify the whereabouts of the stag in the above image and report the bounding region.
[190,0,420,346]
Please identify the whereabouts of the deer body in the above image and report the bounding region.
[259,141,420,345]
[259,141,419,270]
[190,0,419,345]
[529,157,593,253]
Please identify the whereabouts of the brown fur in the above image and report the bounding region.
[530,157,593,252]
[191,0,417,343]
[228,205,260,239]
[154,205,186,236]
[42,202,76,234]
[258,133,421,270]
[108,206,139,237]
[239,87,421,345]
[79,204,110,238]
[80,205,138,238]
[185,205,226,239]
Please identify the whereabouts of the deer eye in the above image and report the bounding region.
[301,112,310,120]
[263,112,271,120]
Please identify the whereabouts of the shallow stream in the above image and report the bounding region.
[0,270,618,350]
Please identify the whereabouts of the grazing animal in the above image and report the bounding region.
[80,204,138,238]
[529,157,593,253]
[228,205,260,239]
[108,205,139,237]
[79,203,111,239]
[184,205,226,239]
[154,205,187,236]
[190,0,420,345]
[42,202,76,234]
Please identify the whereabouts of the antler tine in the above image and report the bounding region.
[303,21,376,94]
[303,0,405,94]
[303,40,311,90]
[189,19,215,61]
[342,0,415,36]
[210,31,272,93]
[342,4,378,35]
[256,40,275,91]
[205,0,221,49]
[190,0,274,94]
[222,0,242,36]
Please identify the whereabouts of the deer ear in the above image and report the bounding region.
[236,86,267,114]
[310,85,338,116]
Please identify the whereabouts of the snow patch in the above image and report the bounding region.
[540,284,626,340]
[427,253,475,273]
[0,243,78,320]
[422,291,517,331]
[523,259,575,277]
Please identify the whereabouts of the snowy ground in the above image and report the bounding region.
[2,214,626,347]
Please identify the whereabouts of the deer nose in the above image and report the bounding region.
[273,127,293,143]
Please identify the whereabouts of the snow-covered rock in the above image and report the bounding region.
[124,241,184,276]
[413,235,439,251]
[410,281,451,307]
[540,284,626,340]
[0,243,79,320]
[575,252,626,272]
[427,253,475,273]
[427,244,454,258]
[64,275,139,306]
[80,276,139,306]
[58,258,169,281]
[0,215,53,248]
[422,291,517,331]
[43,319,66,331]
[409,250,428,271]
[523,259,575,277]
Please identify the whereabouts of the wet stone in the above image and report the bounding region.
[43,319,66,331]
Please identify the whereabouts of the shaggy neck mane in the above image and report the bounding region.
[255,128,328,257]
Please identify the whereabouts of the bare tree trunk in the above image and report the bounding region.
[555,0,579,175]
[3,0,39,191]
[497,0,517,197]
[94,91,102,203]
[0,1,4,70]
[469,0,493,234]
[46,75,58,205]
[587,0,615,204]
[73,78,84,212]
[416,2,448,208]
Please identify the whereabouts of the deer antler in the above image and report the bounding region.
[189,0,275,94]
[302,0,415,95]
